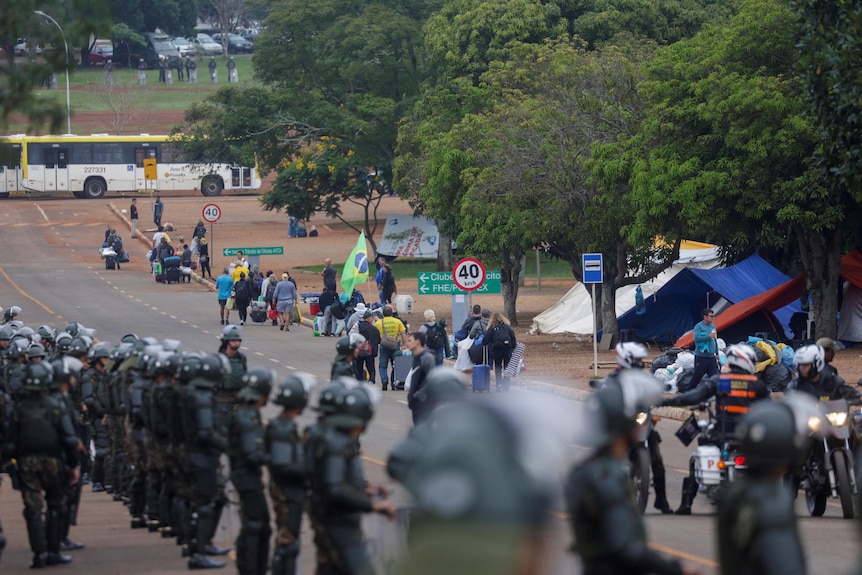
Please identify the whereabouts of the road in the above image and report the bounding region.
[0,198,859,573]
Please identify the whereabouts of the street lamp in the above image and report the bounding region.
[34,10,71,134]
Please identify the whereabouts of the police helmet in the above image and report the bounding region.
[194,354,229,387]
[23,362,53,391]
[273,372,316,409]
[725,344,757,375]
[3,305,21,322]
[63,322,81,337]
[221,325,243,342]
[615,342,649,369]
[6,338,30,360]
[328,385,377,429]
[28,343,47,359]
[67,337,90,358]
[0,326,13,341]
[51,356,84,386]
[54,332,73,355]
[161,338,182,352]
[37,325,55,343]
[121,333,139,344]
[241,367,276,402]
[335,333,366,356]
[148,350,178,378]
[794,344,824,378]
[178,352,205,383]
[89,342,113,361]
[737,394,822,470]
[16,326,36,342]
[315,380,348,414]
[589,369,663,447]
[420,367,467,407]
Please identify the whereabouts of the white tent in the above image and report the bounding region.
[530,245,721,335]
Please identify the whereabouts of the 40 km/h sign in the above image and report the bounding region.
[453,258,486,291]
[202,203,221,223]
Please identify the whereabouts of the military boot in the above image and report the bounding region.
[188,553,226,569]
[271,543,300,575]
[652,467,673,514]
[46,510,72,565]
[675,477,698,515]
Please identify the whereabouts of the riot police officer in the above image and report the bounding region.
[718,395,820,574]
[307,384,394,574]
[229,368,274,575]
[332,335,364,380]
[5,362,81,568]
[182,354,230,569]
[266,372,316,575]
[83,343,112,493]
[664,344,770,515]
[566,370,698,575]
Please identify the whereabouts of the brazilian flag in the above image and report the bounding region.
[341,232,369,299]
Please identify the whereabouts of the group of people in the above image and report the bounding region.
[216,263,300,330]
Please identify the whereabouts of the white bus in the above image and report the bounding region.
[0,134,261,199]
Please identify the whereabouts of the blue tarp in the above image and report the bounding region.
[615,254,802,344]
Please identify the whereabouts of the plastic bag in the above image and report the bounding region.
[225,296,235,310]
[454,338,475,371]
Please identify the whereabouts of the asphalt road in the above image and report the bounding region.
[0,199,859,574]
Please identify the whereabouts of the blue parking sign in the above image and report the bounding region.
[582,253,603,284]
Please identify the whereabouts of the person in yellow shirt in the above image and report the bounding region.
[374,305,407,391]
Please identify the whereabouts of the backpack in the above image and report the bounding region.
[491,324,513,352]
[234,279,250,300]
[425,323,446,351]
[112,236,123,253]
[380,318,399,351]
[330,299,346,320]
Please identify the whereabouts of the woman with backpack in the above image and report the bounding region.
[483,312,517,392]
[420,309,450,366]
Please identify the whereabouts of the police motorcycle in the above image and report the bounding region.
[794,398,858,519]
[675,398,746,504]
[628,410,656,514]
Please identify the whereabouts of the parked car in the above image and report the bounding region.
[194,33,223,56]
[14,38,42,56]
[171,37,195,57]
[212,33,253,54]
[88,42,113,65]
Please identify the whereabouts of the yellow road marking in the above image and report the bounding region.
[0,263,57,316]
[361,455,388,467]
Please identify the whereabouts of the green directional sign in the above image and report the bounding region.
[223,246,285,257]
[417,271,501,295]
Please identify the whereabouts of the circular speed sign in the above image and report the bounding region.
[453,257,486,291]
[202,203,221,223]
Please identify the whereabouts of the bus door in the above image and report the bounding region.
[135,147,157,191]
[231,167,254,189]
[43,146,70,192]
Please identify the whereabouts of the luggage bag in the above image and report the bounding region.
[105,255,116,270]
[164,267,181,284]
[163,255,181,268]
[392,355,413,390]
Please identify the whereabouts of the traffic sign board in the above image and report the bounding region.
[453,258,486,291]
[223,246,285,257]
[202,203,221,223]
[417,271,501,294]
[583,253,603,284]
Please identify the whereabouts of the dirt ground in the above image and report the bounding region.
[98,191,862,391]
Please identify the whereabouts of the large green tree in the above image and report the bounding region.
[1,0,109,133]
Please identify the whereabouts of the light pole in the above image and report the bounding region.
[34,10,71,134]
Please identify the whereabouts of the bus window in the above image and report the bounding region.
[232,167,240,187]
[160,145,186,163]
[44,148,55,168]
[93,143,127,164]
[57,148,68,169]
[135,147,156,168]
[72,143,93,164]
[243,167,251,187]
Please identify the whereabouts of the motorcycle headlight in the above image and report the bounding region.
[827,411,848,428]
[635,412,648,426]
[808,415,823,433]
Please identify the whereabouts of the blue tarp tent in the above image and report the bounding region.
[616,254,802,344]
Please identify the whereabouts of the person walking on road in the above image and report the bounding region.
[153,194,164,228]
[233,272,253,325]
[686,308,719,392]
[272,273,298,331]
[129,198,139,239]
[404,331,438,424]
[216,268,235,325]
[375,305,407,391]
[483,312,517,392]
[198,238,212,279]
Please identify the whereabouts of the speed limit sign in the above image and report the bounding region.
[453,258,486,291]
[202,203,221,223]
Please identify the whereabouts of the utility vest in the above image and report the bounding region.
[716,373,760,415]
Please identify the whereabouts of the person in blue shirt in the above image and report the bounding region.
[687,308,718,392]
[216,267,235,325]
[153,194,164,227]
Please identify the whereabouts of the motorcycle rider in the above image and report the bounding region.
[595,342,673,514]
[787,344,861,404]
[663,344,770,515]
[718,395,821,575]
[566,370,698,575]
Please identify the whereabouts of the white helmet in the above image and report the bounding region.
[615,342,648,369]
[794,345,824,376]
[725,344,756,375]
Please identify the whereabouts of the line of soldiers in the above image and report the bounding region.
[0,314,397,573]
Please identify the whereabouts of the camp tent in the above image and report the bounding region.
[675,250,862,346]
[530,243,720,335]
[615,254,802,345]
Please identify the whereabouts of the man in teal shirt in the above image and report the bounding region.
[216,267,235,325]
[686,308,718,391]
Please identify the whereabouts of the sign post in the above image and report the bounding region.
[202,204,221,265]
[583,253,603,377]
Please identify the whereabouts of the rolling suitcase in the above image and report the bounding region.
[105,255,116,270]
[471,347,490,392]
[164,266,181,284]
[392,354,413,390]
[249,302,267,323]
[164,255,181,268]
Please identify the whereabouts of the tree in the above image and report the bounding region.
[0,0,110,133]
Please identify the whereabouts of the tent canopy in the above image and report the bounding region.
[617,254,801,344]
